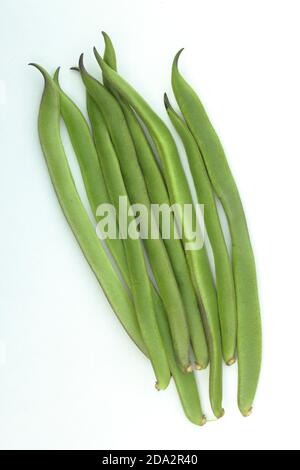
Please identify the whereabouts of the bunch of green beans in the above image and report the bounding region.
[30,32,261,425]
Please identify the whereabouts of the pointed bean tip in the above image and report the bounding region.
[155,382,161,391]
[28,62,41,71]
[218,409,225,419]
[53,66,61,83]
[28,63,48,80]
[174,48,184,66]
[78,53,85,72]
[185,364,193,373]
[163,92,170,110]
[194,363,204,371]
[93,46,103,64]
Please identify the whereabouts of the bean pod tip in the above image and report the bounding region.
[200,416,207,427]
[242,407,253,418]
[226,357,236,366]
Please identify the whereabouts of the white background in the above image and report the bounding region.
[1,0,299,450]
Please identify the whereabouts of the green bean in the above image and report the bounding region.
[53,68,128,285]
[32,63,206,422]
[171,50,262,416]
[164,94,237,365]
[79,55,191,373]
[87,90,206,421]
[152,293,206,425]
[101,32,209,370]
[97,55,223,418]
[85,92,170,390]
[29,63,146,355]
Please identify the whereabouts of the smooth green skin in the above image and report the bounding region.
[53,68,128,285]
[152,293,206,425]
[165,94,237,365]
[79,56,191,373]
[32,64,205,425]
[171,51,262,416]
[86,94,170,390]
[88,93,206,422]
[30,64,146,355]
[101,32,209,370]
[97,55,223,418]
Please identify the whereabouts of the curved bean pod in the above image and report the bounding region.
[31,64,206,424]
[86,93,170,390]
[96,54,223,417]
[101,32,209,369]
[172,50,262,416]
[53,68,128,284]
[79,55,191,373]
[164,94,237,365]
[88,93,207,421]
[152,293,206,425]
[29,63,146,355]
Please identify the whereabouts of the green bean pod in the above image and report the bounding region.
[31,63,206,424]
[152,293,206,425]
[172,50,262,416]
[101,32,209,370]
[164,94,237,365]
[53,68,129,284]
[88,93,207,421]
[30,63,146,355]
[97,55,223,418]
[79,55,191,373]
[86,92,170,390]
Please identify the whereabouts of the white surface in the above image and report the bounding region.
[1,0,300,451]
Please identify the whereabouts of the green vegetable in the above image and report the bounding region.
[171,50,262,416]
[79,55,191,373]
[29,63,146,355]
[164,93,237,365]
[97,55,224,418]
[53,68,128,284]
[87,89,172,389]
[101,32,209,370]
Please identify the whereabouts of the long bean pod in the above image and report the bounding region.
[86,93,170,390]
[171,50,262,416]
[87,92,206,421]
[53,68,128,283]
[33,64,207,422]
[101,33,209,369]
[97,55,223,417]
[30,63,146,354]
[164,94,237,365]
[79,55,191,373]
[152,293,206,425]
